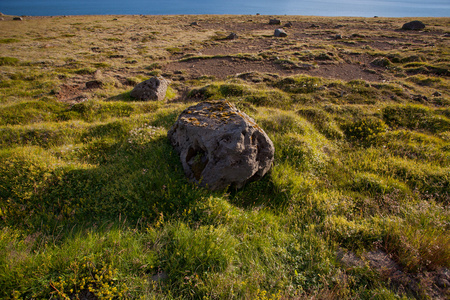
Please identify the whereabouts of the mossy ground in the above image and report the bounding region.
[0,14,449,299]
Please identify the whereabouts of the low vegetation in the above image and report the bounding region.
[0,14,449,299]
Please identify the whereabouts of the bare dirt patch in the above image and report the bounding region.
[164,57,383,81]
[338,249,450,300]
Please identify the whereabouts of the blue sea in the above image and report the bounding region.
[0,0,449,17]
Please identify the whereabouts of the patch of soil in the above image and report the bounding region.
[164,57,383,82]
[337,249,450,299]
[56,84,87,102]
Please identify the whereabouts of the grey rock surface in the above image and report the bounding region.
[402,20,425,30]
[168,100,274,190]
[274,28,288,37]
[130,76,168,101]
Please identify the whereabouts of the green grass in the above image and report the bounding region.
[0,15,449,300]
[0,57,20,66]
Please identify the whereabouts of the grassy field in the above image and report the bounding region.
[0,14,449,299]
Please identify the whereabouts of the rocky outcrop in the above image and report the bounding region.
[402,20,425,30]
[130,76,168,101]
[168,100,274,190]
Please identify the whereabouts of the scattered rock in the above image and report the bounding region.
[190,21,199,26]
[13,17,23,21]
[310,24,320,28]
[225,32,238,40]
[443,33,450,37]
[335,34,343,39]
[334,24,344,28]
[402,20,425,30]
[274,28,288,37]
[130,76,169,101]
[433,91,442,97]
[269,19,281,25]
[85,80,103,89]
[283,21,293,28]
[167,100,274,190]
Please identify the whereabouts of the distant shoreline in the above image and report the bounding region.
[1,13,449,19]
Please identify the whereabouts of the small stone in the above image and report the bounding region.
[225,32,238,40]
[402,20,425,30]
[433,91,442,97]
[130,76,169,101]
[190,21,199,26]
[13,17,23,21]
[335,34,343,39]
[269,19,281,25]
[274,28,287,37]
[283,21,293,28]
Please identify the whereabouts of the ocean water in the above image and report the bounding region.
[0,0,449,17]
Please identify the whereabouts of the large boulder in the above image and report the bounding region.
[168,100,274,190]
[402,20,425,30]
[130,76,168,101]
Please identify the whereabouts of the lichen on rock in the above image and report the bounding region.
[168,100,274,190]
